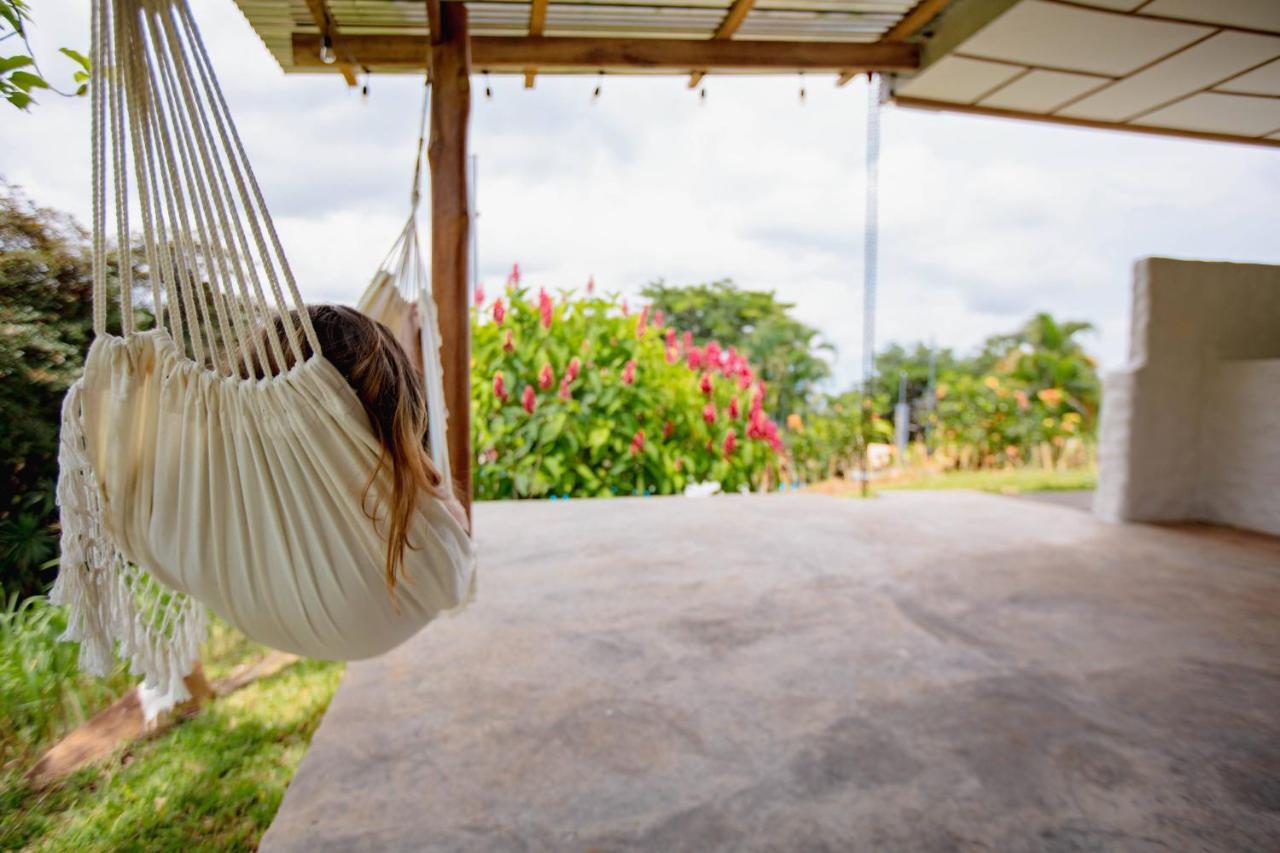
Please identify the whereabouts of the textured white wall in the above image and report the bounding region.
[1094,258,1280,535]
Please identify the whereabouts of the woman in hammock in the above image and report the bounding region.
[244,304,470,592]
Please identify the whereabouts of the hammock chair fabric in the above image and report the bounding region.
[52,0,474,712]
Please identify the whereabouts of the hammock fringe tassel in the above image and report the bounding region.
[52,386,206,716]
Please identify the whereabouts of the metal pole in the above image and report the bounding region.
[859,73,881,498]
[469,154,479,299]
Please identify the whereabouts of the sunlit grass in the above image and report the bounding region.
[813,466,1096,498]
[1,601,343,851]
[879,466,1097,494]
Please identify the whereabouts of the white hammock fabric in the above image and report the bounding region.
[52,0,474,711]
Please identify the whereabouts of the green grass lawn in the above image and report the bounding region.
[1,603,342,852]
[879,466,1097,494]
[814,466,1097,498]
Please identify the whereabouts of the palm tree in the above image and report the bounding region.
[980,312,1100,420]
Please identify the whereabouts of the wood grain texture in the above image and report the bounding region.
[292,34,919,73]
[428,1,474,518]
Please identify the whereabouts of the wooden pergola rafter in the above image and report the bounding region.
[688,0,758,89]
[301,0,357,87]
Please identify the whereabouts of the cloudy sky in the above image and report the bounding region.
[5,0,1279,389]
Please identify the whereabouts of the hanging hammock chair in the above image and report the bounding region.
[52,0,475,711]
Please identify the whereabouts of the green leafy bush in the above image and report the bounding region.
[472,269,783,499]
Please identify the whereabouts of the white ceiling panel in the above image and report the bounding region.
[1216,57,1280,96]
[1057,31,1280,121]
[958,0,1213,76]
[895,55,1025,102]
[1140,0,1280,33]
[1135,91,1280,136]
[979,69,1110,112]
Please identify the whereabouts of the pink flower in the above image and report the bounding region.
[502,329,515,352]
[629,429,645,455]
[621,299,630,317]
[737,372,752,390]
[538,288,553,329]
[506,263,521,288]
[682,331,693,350]
[706,341,722,368]
[654,310,665,328]
[586,275,595,294]
[622,360,637,385]
[636,306,649,338]
[493,371,508,403]
[663,420,674,439]
[522,384,536,414]
[686,346,702,371]
[703,402,717,425]
[699,373,714,396]
[539,362,554,391]
[728,396,740,419]
[558,376,572,401]
[665,328,677,348]
[474,282,486,305]
[723,428,737,456]
[665,346,679,365]
[567,356,581,382]
[492,298,505,325]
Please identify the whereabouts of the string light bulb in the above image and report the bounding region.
[592,70,604,101]
[484,70,493,99]
[361,69,371,100]
[319,33,336,65]
[798,72,806,104]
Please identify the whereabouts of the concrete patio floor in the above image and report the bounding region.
[262,492,1280,852]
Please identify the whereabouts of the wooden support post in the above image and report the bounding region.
[428,0,473,520]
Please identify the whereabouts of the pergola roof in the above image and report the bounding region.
[232,0,1280,147]
[893,1,1280,148]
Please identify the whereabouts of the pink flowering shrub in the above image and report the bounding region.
[472,270,782,499]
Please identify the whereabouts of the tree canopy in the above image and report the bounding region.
[641,279,832,419]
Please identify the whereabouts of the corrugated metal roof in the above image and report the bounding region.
[232,0,920,73]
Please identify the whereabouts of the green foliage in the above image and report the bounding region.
[786,390,893,484]
[0,594,135,768]
[787,312,1100,480]
[1,1,90,110]
[472,273,783,499]
[642,279,832,419]
[0,182,152,597]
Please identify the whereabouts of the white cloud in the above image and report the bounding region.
[4,0,1279,391]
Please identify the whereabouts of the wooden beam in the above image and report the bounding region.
[881,0,953,42]
[714,0,756,39]
[836,71,858,87]
[302,0,357,87]
[524,0,549,88]
[292,34,919,73]
[892,95,1280,150]
[428,0,473,518]
[687,0,758,87]
[426,0,442,43]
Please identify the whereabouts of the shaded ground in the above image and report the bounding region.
[263,492,1280,852]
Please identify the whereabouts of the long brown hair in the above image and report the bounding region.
[242,305,444,593]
